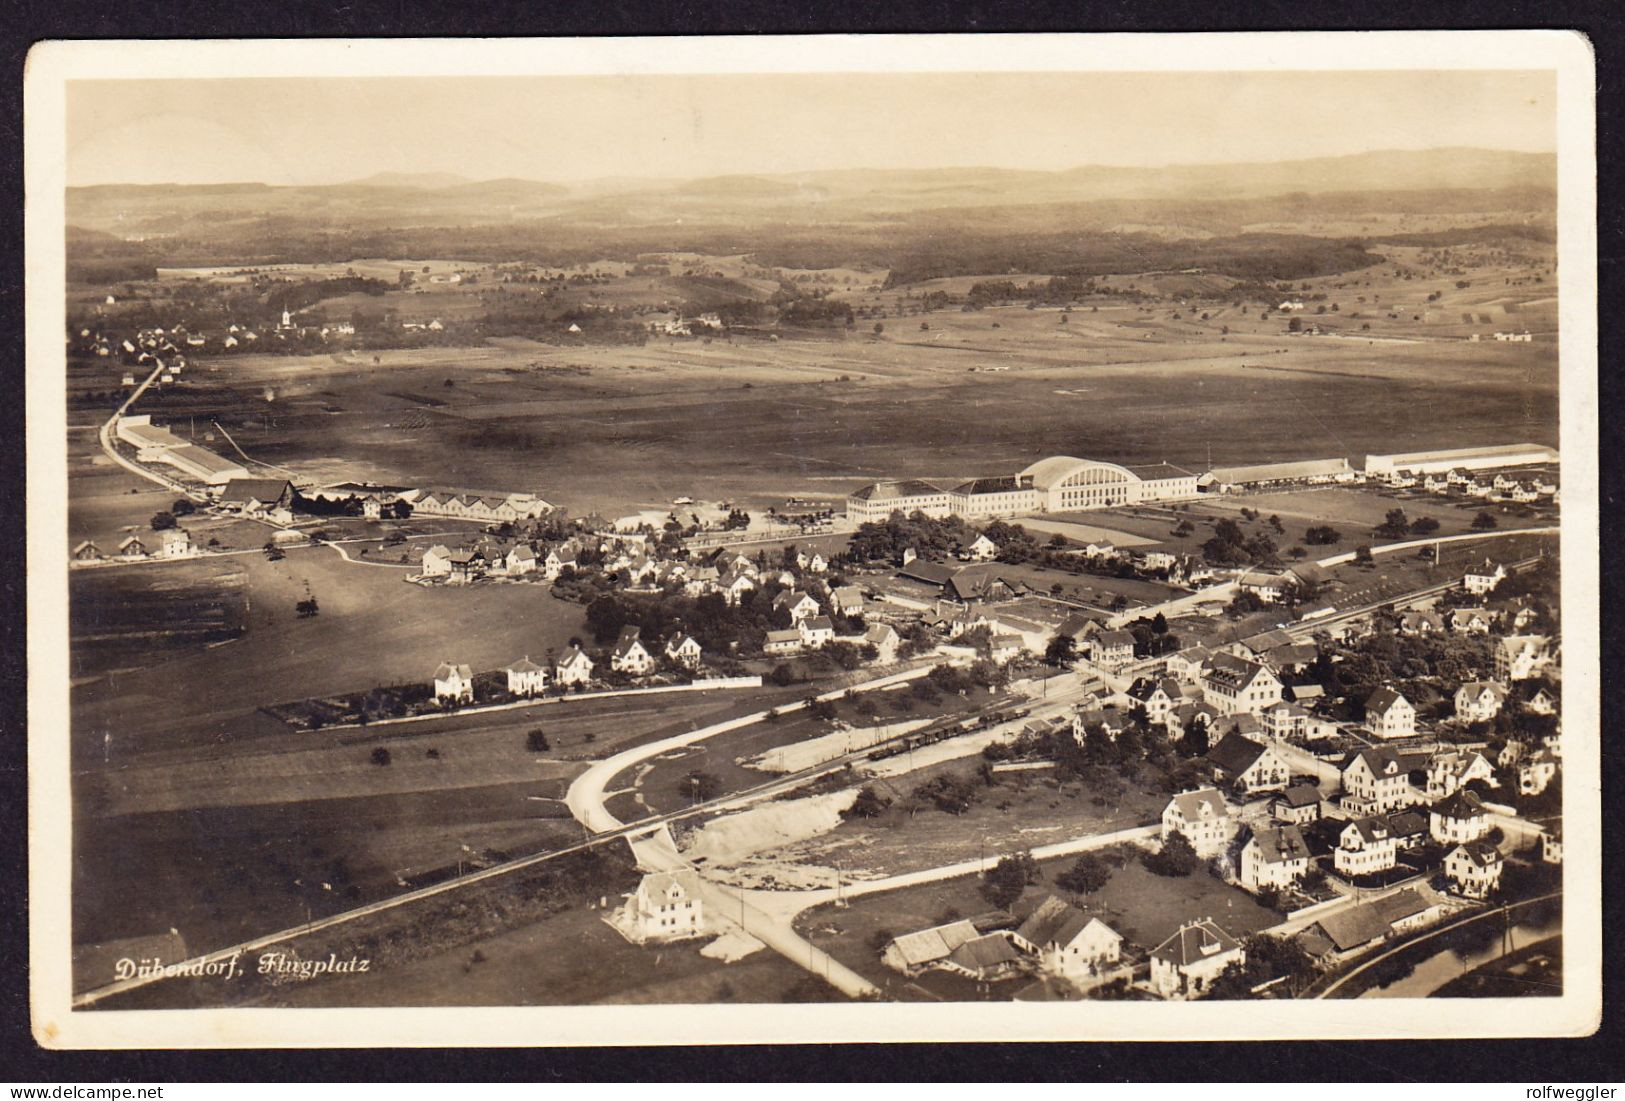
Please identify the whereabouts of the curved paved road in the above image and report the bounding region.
[564,664,945,999]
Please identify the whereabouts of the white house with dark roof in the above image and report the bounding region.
[1206,732,1290,794]
[799,615,836,649]
[1340,747,1425,815]
[621,869,706,942]
[1334,817,1398,878]
[1200,654,1283,716]
[1364,686,1416,739]
[1083,629,1136,671]
[1011,896,1122,981]
[830,585,865,617]
[1462,558,1507,595]
[1128,676,1183,727]
[1272,783,1323,824]
[1149,919,1244,1000]
[1445,842,1504,900]
[554,645,595,687]
[611,626,657,676]
[1161,788,1233,857]
[1240,824,1311,891]
[961,534,999,561]
[1454,681,1507,723]
[1430,790,1492,845]
[506,544,537,575]
[864,622,900,663]
[1426,749,1496,798]
[773,590,821,623]
[664,633,703,670]
[420,545,454,577]
[504,656,549,696]
[433,662,474,704]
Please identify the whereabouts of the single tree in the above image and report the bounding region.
[1472,511,1499,531]
[526,729,551,752]
[370,747,392,767]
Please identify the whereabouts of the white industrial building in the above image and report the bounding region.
[1364,444,1558,476]
[845,479,951,522]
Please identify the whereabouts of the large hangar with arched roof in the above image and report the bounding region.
[1016,456,1200,512]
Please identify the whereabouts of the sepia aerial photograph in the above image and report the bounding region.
[28,35,1598,1043]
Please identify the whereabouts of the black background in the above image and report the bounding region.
[0,0,1619,1083]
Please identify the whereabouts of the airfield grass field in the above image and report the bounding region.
[68,264,1558,526]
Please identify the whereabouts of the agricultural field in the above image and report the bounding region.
[264,898,812,1008]
[71,686,789,959]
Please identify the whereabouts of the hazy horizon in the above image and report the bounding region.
[66,70,1556,188]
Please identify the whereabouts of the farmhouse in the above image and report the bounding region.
[764,629,803,656]
[118,535,147,558]
[72,540,103,562]
[1364,686,1416,740]
[554,645,595,687]
[1161,788,1233,858]
[1011,896,1123,981]
[1449,607,1494,634]
[881,920,982,976]
[433,662,474,704]
[865,623,901,663]
[1206,733,1290,794]
[218,477,296,514]
[504,656,549,696]
[844,478,952,522]
[1148,920,1244,1000]
[1300,904,1391,963]
[1444,842,1504,900]
[939,934,1025,981]
[1240,824,1311,892]
[1363,443,1559,476]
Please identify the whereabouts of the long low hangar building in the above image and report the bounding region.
[1363,443,1559,476]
